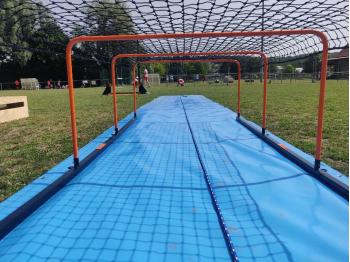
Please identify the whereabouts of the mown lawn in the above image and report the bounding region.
[0,80,348,200]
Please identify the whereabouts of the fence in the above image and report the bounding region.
[1,72,348,90]
[160,72,349,85]
[0,78,128,91]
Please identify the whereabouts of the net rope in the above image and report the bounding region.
[0,0,348,63]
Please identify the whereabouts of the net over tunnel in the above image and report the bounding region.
[0,95,347,261]
[0,0,348,260]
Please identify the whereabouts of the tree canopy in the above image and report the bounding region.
[0,0,344,85]
[0,0,136,83]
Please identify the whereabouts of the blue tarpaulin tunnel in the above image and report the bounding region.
[0,95,348,261]
[0,30,348,262]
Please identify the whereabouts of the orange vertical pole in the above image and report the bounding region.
[314,32,329,169]
[111,58,118,132]
[114,51,267,132]
[132,64,137,117]
[67,29,329,169]
[262,55,268,134]
[66,42,79,167]
[236,61,241,117]
[230,66,234,98]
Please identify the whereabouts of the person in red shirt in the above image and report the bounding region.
[15,79,20,90]
[177,78,185,87]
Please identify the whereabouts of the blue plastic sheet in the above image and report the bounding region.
[0,95,348,261]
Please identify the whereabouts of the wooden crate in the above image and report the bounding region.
[0,96,29,123]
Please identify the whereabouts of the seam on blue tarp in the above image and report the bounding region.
[64,182,208,191]
[213,173,305,188]
[0,95,346,261]
[44,173,304,190]
[118,137,258,145]
[217,141,293,261]
[118,141,194,144]
[231,138,309,162]
[207,122,292,162]
[237,115,348,185]
[180,97,238,262]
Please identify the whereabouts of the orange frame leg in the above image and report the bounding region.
[66,29,328,169]
[111,50,267,133]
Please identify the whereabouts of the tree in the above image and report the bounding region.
[151,63,167,75]
[0,0,37,67]
[183,62,209,75]
[0,0,72,82]
[23,6,69,80]
[269,63,277,73]
[194,62,209,75]
[284,64,295,73]
[244,57,261,73]
[184,62,195,74]
[303,54,321,74]
[219,62,237,74]
[81,0,137,79]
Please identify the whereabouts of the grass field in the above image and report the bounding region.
[0,80,348,200]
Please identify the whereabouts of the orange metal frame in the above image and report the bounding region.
[129,58,240,122]
[111,50,267,130]
[66,30,328,169]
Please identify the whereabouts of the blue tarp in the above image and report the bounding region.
[0,95,348,261]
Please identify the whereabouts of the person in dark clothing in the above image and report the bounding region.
[138,82,148,94]
[102,82,112,95]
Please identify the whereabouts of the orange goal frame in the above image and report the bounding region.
[66,29,328,170]
[111,51,267,130]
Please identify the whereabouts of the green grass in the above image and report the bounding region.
[0,80,348,201]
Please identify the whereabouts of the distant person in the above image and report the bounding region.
[143,68,151,88]
[177,78,185,87]
[57,80,61,89]
[134,77,139,85]
[81,80,88,88]
[15,79,20,90]
[138,82,148,94]
[47,80,52,89]
[102,82,112,96]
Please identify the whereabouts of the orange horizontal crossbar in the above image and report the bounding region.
[67,29,328,169]
[111,50,268,133]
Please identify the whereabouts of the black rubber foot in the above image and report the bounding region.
[314,159,321,170]
[73,158,79,168]
[114,127,119,134]
[133,112,137,119]
[262,128,266,135]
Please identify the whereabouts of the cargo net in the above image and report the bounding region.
[0,0,348,63]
